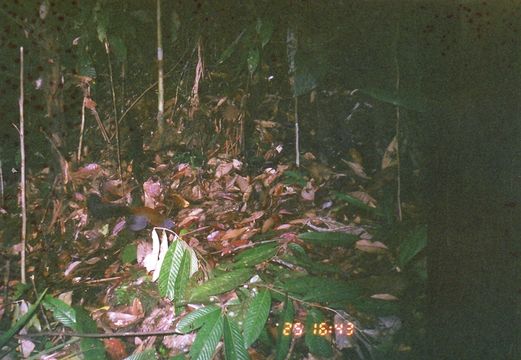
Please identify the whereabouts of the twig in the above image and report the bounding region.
[394,22,402,222]
[18,46,27,285]
[105,39,122,178]
[156,0,165,136]
[19,329,182,339]
[0,160,4,207]
[77,91,86,162]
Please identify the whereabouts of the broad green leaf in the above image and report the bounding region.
[233,243,278,268]
[110,36,127,63]
[304,309,333,357]
[188,268,254,303]
[75,307,106,359]
[0,289,47,349]
[223,316,250,360]
[159,240,191,300]
[243,290,271,347]
[177,305,221,333]
[189,311,223,360]
[281,277,360,304]
[218,30,246,64]
[42,295,77,330]
[275,296,294,360]
[298,232,358,247]
[124,348,158,360]
[333,191,384,217]
[81,337,107,360]
[120,243,137,264]
[360,88,437,112]
[398,225,427,268]
[256,18,274,48]
[247,48,260,76]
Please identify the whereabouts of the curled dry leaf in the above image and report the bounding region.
[215,162,234,178]
[355,239,388,253]
[235,175,250,193]
[301,181,316,201]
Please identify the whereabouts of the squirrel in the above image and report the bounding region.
[87,193,174,231]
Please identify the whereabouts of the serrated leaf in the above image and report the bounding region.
[243,290,271,347]
[304,309,333,357]
[233,243,278,268]
[223,316,250,360]
[42,295,78,330]
[177,305,221,333]
[275,296,294,360]
[0,289,46,349]
[159,240,191,300]
[189,311,223,360]
[247,48,260,75]
[398,225,427,268]
[298,231,358,247]
[189,268,254,303]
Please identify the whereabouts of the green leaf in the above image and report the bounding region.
[398,225,427,268]
[243,290,271,347]
[159,240,191,301]
[218,30,246,64]
[333,191,384,217]
[189,311,223,360]
[359,88,437,112]
[275,296,294,360]
[247,48,260,76]
[0,289,47,349]
[42,295,78,330]
[188,268,254,303]
[281,277,360,305]
[223,316,250,360]
[124,348,158,360]
[298,232,358,247]
[177,305,221,333]
[304,309,333,357]
[256,18,274,48]
[110,36,127,63]
[121,243,137,264]
[74,307,106,359]
[232,243,278,268]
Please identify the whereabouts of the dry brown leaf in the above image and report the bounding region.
[382,135,398,170]
[239,211,265,224]
[345,160,370,179]
[349,191,377,207]
[235,175,250,193]
[221,227,249,241]
[215,162,234,178]
[355,239,388,253]
[301,181,316,201]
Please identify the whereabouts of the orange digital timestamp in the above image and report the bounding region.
[282,321,355,337]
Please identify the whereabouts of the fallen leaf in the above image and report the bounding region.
[355,239,388,253]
